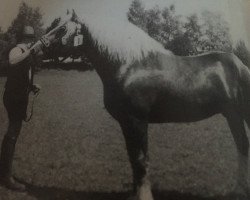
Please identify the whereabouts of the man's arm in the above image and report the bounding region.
[9,47,31,65]
[9,40,46,66]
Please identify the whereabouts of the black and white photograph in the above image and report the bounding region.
[0,0,250,199]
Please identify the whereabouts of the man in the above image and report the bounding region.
[0,25,46,191]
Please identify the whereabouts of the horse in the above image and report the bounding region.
[60,10,250,200]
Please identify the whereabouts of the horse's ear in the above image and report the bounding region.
[67,9,70,15]
[72,9,78,22]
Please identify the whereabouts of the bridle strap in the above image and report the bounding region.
[24,90,40,122]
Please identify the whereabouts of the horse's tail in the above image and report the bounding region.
[234,54,250,126]
[235,55,250,97]
[236,55,250,96]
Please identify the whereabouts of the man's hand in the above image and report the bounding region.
[30,41,43,55]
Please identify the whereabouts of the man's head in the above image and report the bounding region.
[21,26,35,44]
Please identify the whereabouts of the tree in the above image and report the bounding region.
[200,11,232,52]
[167,14,201,56]
[182,14,202,55]
[0,27,4,40]
[6,2,44,43]
[0,2,44,71]
[46,17,61,33]
[146,6,162,40]
[160,5,185,55]
[127,1,233,56]
[160,5,181,43]
[127,0,147,31]
[167,33,192,56]
[234,40,250,67]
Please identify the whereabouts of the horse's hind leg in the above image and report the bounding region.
[119,117,153,200]
[224,109,250,197]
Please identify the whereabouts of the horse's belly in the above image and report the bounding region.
[148,99,221,123]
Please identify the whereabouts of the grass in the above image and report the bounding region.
[0,69,248,199]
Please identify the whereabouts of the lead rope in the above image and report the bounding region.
[24,90,40,122]
[24,52,38,122]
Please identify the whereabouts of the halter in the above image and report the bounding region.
[60,10,83,47]
[61,21,80,45]
[73,24,83,47]
[24,89,40,122]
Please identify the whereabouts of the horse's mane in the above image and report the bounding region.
[73,2,172,63]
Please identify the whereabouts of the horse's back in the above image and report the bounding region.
[123,51,235,101]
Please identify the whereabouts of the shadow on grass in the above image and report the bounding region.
[0,62,94,77]
[41,62,94,72]
[15,179,246,200]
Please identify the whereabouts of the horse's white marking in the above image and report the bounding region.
[119,64,130,78]
[136,177,153,200]
[124,69,156,87]
[62,21,77,45]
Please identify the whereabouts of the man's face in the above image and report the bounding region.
[23,37,35,47]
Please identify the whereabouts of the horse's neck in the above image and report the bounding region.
[82,24,122,84]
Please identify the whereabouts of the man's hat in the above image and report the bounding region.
[23,26,35,38]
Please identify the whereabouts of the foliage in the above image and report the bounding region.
[6,2,44,43]
[182,14,202,55]
[127,0,147,31]
[200,10,232,52]
[46,17,61,33]
[0,2,44,71]
[146,6,162,40]
[160,5,182,44]
[128,0,233,56]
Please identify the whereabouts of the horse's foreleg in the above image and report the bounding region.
[119,117,153,200]
[225,110,250,197]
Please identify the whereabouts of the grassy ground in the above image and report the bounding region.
[0,69,248,200]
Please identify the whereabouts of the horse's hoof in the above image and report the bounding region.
[126,188,154,200]
[127,195,153,200]
[136,183,154,200]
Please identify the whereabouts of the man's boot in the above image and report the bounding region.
[0,135,26,191]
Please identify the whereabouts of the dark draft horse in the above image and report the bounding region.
[61,10,250,200]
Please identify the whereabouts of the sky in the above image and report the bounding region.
[0,0,248,47]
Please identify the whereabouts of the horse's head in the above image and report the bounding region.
[60,9,82,45]
[43,10,80,48]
